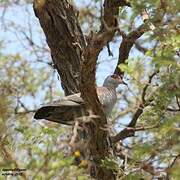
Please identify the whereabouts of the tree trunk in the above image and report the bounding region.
[33,0,115,179]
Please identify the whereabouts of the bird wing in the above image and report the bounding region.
[34,93,85,125]
[96,87,117,115]
[97,87,112,105]
[34,87,116,125]
[43,93,84,107]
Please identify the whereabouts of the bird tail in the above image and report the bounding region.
[34,106,55,119]
[34,104,85,125]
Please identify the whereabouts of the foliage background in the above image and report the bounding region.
[0,0,179,179]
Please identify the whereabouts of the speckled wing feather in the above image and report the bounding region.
[96,87,117,116]
[34,93,86,125]
[34,75,120,124]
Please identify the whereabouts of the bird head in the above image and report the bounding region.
[103,74,126,88]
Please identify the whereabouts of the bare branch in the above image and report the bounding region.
[166,154,180,179]
[111,104,144,142]
[15,110,36,115]
[142,71,158,104]
[115,24,148,75]
[111,72,158,143]
[135,41,148,54]
[168,154,180,169]
[166,108,180,112]
[176,95,180,109]
[135,124,160,131]
[80,0,132,115]
[79,1,132,178]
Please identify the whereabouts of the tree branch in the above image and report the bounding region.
[135,41,148,54]
[166,108,180,112]
[115,24,148,75]
[111,104,144,142]
[79,1,131,178]
[166,154,180,179]
[142,71,158,104]
[111,72,157,143]
[33,0,130,179]
[80,0,131,114]
[176,95,180,109]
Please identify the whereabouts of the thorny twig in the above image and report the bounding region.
[111,71,158,143]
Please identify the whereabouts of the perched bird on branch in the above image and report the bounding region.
[34,74,126,125]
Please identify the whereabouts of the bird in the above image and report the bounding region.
[34,74,126,125]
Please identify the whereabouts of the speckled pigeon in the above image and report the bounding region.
[34,74,125,125]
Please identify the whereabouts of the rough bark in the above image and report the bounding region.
[33,0,117,179]
[33,0,137,179]
[32,0,172,179]
[33,0,85,95]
